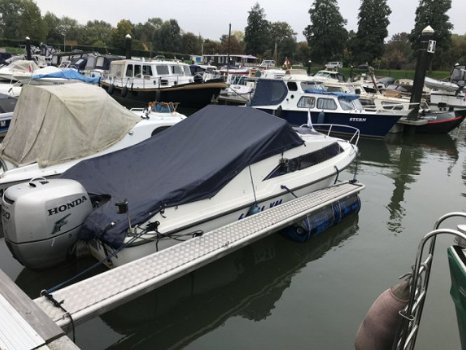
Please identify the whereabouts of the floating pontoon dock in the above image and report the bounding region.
[1,181,364,348]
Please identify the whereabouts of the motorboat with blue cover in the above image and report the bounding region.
[1,105,359,269]
[249,76,405,138]
[28,67,101,84]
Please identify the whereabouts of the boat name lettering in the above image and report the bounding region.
[349,118,366,122]
[47,196,88,216]
[238,199,283,220]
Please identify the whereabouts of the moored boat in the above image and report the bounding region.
[414,109,466,133]
[100,59,226,108]
[1,105,359,269]
[249,76,404,138]
[0,83,186,192]
[425,65,466,109]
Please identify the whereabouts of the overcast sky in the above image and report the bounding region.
[33,0,466,42]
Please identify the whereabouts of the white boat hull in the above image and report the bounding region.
[89,133,357,267]
[89,175,337,267]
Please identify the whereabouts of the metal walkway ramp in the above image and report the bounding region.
[34,181,364,329]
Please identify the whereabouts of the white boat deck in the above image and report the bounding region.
[34,181,364,329]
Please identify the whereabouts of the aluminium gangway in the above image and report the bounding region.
[34,181,364,330]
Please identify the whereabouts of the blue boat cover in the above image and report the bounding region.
[32,68,100,84]
[62,105,304,248]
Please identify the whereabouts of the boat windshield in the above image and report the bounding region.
[182,65,192,76]
[301,81,324,91]
[338,96,364,111]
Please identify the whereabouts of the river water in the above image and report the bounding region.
[0,122,465,349]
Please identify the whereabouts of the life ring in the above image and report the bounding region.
[121,86,128,97]
[107,84,114,95]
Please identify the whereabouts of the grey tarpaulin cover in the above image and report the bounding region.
[62,105,304,248]
[0,83,139,167]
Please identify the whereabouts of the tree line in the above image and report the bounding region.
[0,0,464,70]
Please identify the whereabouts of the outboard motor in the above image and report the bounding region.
[2,178,93,269]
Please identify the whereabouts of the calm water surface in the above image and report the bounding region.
[1,122,465,350]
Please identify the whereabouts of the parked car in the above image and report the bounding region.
[325,61,343,69]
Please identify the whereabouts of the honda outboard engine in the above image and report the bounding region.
[2,178,93,269]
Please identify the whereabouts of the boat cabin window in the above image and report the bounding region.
[297,96,316,108]
[301,81,322,91]
[171,65,183,75]
[249,79,288,106]
[182,65,191,76]
[338,96,364,111]
[142,65,152,77]
[134,65,141,77]
[96,57,105,67]
[317,98,337,110]
[326,86,345,93]
[287,82,298,91]
[126,64,134,77]
[156,65,170,75]
[264,142,344,179]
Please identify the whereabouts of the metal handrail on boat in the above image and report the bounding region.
[302,123,360,145]
[364,101,419,113]
[393,212,466,350]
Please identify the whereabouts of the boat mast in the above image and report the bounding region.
[227,23,231,81]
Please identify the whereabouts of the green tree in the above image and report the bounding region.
[270,22,297,64]
[82,20,112,48]
[112,19,134,52]
[295,41,311,68]
[381,32,414,69]
[202,39,220,55]
[244,3,271,55]
[352,0,391,65]
[409,0,452,69]
[157,19,182,53]
[0,0,45,41]
[181,32,202,55]
[43,12,62,46]
[303,0,348,64]
[219,33,244,54]
[57,16,84,49]
[448,34,466,67]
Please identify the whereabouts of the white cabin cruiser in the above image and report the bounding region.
[100,59,226,108]
[0,59,39,82]
[250,76,405,138]
[0,83,186,192]
[2,105,359,269]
